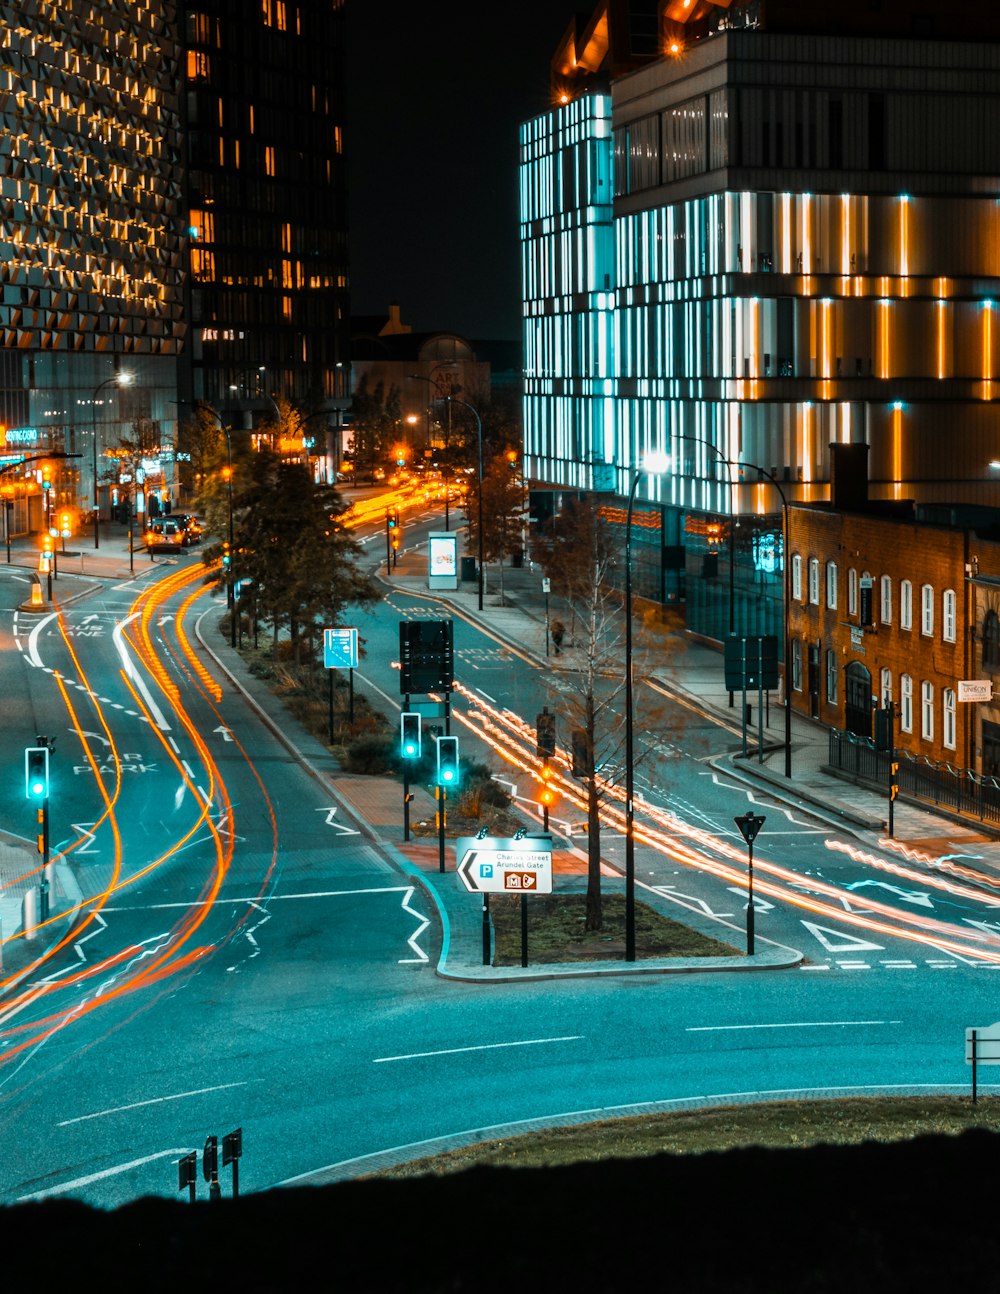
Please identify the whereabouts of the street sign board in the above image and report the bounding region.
[966,1023,1000,1064]
[324,627,359,670]
[456,835,553,895]
[724,635,779,691]
[959,680,993,703]
[734,812,765,845]
[428,531,458,591]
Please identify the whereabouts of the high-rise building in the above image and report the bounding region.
[0,2,185,527]
[521,0,1000,641]
[180,0,350,469]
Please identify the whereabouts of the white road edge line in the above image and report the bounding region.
[374,1036,583,1064]
[686,1020,900,1032]
[56,1080,251,1128]
[17,1148,193,1200]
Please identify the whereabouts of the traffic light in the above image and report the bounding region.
[436,735,460,787]
[539,767,556,808]
[890,761,900,802]
[221,541,231,569]
[400,712,421,760]
[25,746,49,801]
[536,707,556,760]
[571,728,592,779]
[387,513,397,530]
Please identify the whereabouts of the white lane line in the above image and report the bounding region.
[17,1149,192,1201]
[112,612,171,731]
[57,1081,250,1128]
[27,611,58,667]
[103,886,415,911]
[374,1036,583,1064]
[477,688,497,702]
[686,1020,899,1032]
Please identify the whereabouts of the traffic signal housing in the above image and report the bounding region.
[436,735,460,787]
[25,746,49,802]
[890,761,900,802]
[536,707,556,760]
[400,712,422,760]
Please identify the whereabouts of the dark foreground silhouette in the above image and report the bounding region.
[5,1131,994,1291]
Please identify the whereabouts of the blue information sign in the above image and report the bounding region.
[324,627,359,670]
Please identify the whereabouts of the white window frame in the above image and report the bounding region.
[900,674,913,733]
[825,561,838,610]
[921,584,934,636]
[848,568,858,616]
[943,687,956,750]
[943,588,956,643]
[808,557,820,606]
[791,553,802,601]
[921,680,934,740]
[826,649,838,704]
[880,575,892,625]
[880,667,892,709]
[791,637,802,690]
[900,579,912,630]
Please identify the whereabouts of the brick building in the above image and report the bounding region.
[787,445,974,767]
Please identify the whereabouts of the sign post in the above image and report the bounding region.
[725,635,778,761]
[457,835,553,967]
[965,1023,1000,1102]
[733,812,765,955]
[323,627,359,742]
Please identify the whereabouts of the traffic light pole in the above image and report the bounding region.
[887,699,897,838]
[40,796,50,922]
[437,787,446,873]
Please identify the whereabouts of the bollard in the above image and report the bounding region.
[22,887,38,940]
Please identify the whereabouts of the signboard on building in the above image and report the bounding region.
[958,680,993,703]
[456,835,553,895]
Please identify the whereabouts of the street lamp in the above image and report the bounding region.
[624,449,670,962]
[447,395,484,612]
[198,403,236,648]
[90,371,133,548]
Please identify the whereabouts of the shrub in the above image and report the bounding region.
[343,732,396,774]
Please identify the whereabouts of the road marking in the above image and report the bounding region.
[477,687,497,702]
[56,1081,250,1128]
[17,1148,194,1201]
[686,1020,898,1032]
[316,805,361,836]
[399,885,430,964]
[800,920,884,953]
[27,611,58,667]
[103,886,416,910]
[112,612,171,730]
[373,1036,583,1064]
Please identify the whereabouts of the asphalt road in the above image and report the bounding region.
[0,504,997,1210]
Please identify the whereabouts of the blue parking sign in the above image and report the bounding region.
[324,627,359,669]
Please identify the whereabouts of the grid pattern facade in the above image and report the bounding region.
[182,0,350,413]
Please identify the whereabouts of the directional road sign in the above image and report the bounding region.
[456,835,553,895]
[324,627,359,670]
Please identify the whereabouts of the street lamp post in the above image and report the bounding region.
[90,372,133,548]
[446,395,484,612]
[624,450,670,962]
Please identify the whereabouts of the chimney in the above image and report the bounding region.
[829,442,869,511]
[380,301,411,336]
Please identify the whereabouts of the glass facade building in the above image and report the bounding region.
[0,2,184,517]
[520,23,1000,640]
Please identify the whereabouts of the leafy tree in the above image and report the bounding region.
[350,374,401,481]
[176,406,229,502]
[464,451,527,605]
[203,449,377,661]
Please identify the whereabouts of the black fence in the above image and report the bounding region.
[828,728,1000,825]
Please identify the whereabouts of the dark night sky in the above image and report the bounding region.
[345,2,578,344]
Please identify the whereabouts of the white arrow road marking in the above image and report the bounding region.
[112,612,171,731]
[174,784,186,811]
[653,886,734,919]
[17,1149,195,1201]
[158,613,174,625]
[962,919,1000,940]
[725,886,775,912]
[214,725,233,742]
[80,729,112,748]
[80,613,99,624]
[800,921,885,953]
[316,806,360,836]
[845,880,934,908]
[399,885,430,964]
[70,822,99,854]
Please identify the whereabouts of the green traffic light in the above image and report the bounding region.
[29,780,44,797]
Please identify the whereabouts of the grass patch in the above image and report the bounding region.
[364,1095,1000,1179]
[490,892,739,965]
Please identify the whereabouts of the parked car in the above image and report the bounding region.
[169,513,203,543]
[147,518,193,550]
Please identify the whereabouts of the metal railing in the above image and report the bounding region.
[828,728,1000,825]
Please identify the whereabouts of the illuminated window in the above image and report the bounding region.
[848,568,858,616]
[943,688,956,749]
[943,588,956,643]
[187,50,211,81]
[900,579,913,630]
[825,560,837,610]
[880,668,892,709]
[900,674,913,732]
[265,146,276,177]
